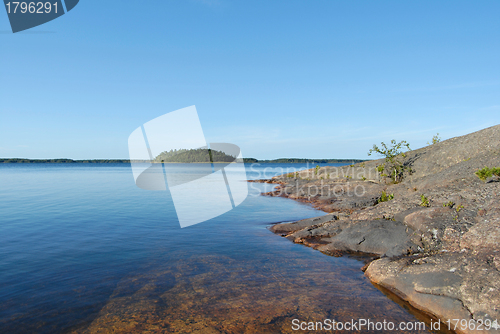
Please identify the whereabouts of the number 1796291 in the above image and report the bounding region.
[5,2,58,14]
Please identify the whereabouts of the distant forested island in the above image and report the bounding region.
[154,148,237,163]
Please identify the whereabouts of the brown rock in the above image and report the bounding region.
[461,218,500,252]
[403,207,454,232]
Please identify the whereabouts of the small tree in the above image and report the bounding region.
[368,139,411,182]
[427,133,441,145]
[475,167,500,181]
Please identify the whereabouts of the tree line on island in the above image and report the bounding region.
[0,158,132,163]
[154,148,237,163]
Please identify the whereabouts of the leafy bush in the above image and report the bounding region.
[378,191,394,203]
[453,205,465,221]
[314,165,320,175]
[475,167,500,181]
[427,133,441,145]
[420,194,430,207]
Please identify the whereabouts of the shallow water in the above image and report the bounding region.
[0,163,430,333]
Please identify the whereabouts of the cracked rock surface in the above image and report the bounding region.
[268,125,500,333]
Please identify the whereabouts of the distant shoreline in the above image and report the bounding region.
[0,158,368,164]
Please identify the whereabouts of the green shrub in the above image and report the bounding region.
[314,165,320,175]
[427,133,441,145]
[378,191,394,203]
[453,205,465,221]
[420,194,430,207]
[443,201,455,208]
[475,167,500,181]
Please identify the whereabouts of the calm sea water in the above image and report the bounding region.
[0,163,428,333]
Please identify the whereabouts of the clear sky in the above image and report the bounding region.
[1,0,499,160]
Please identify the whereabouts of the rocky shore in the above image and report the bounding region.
[265,125,500,334]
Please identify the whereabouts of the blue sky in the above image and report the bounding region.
[1,0,499,160]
